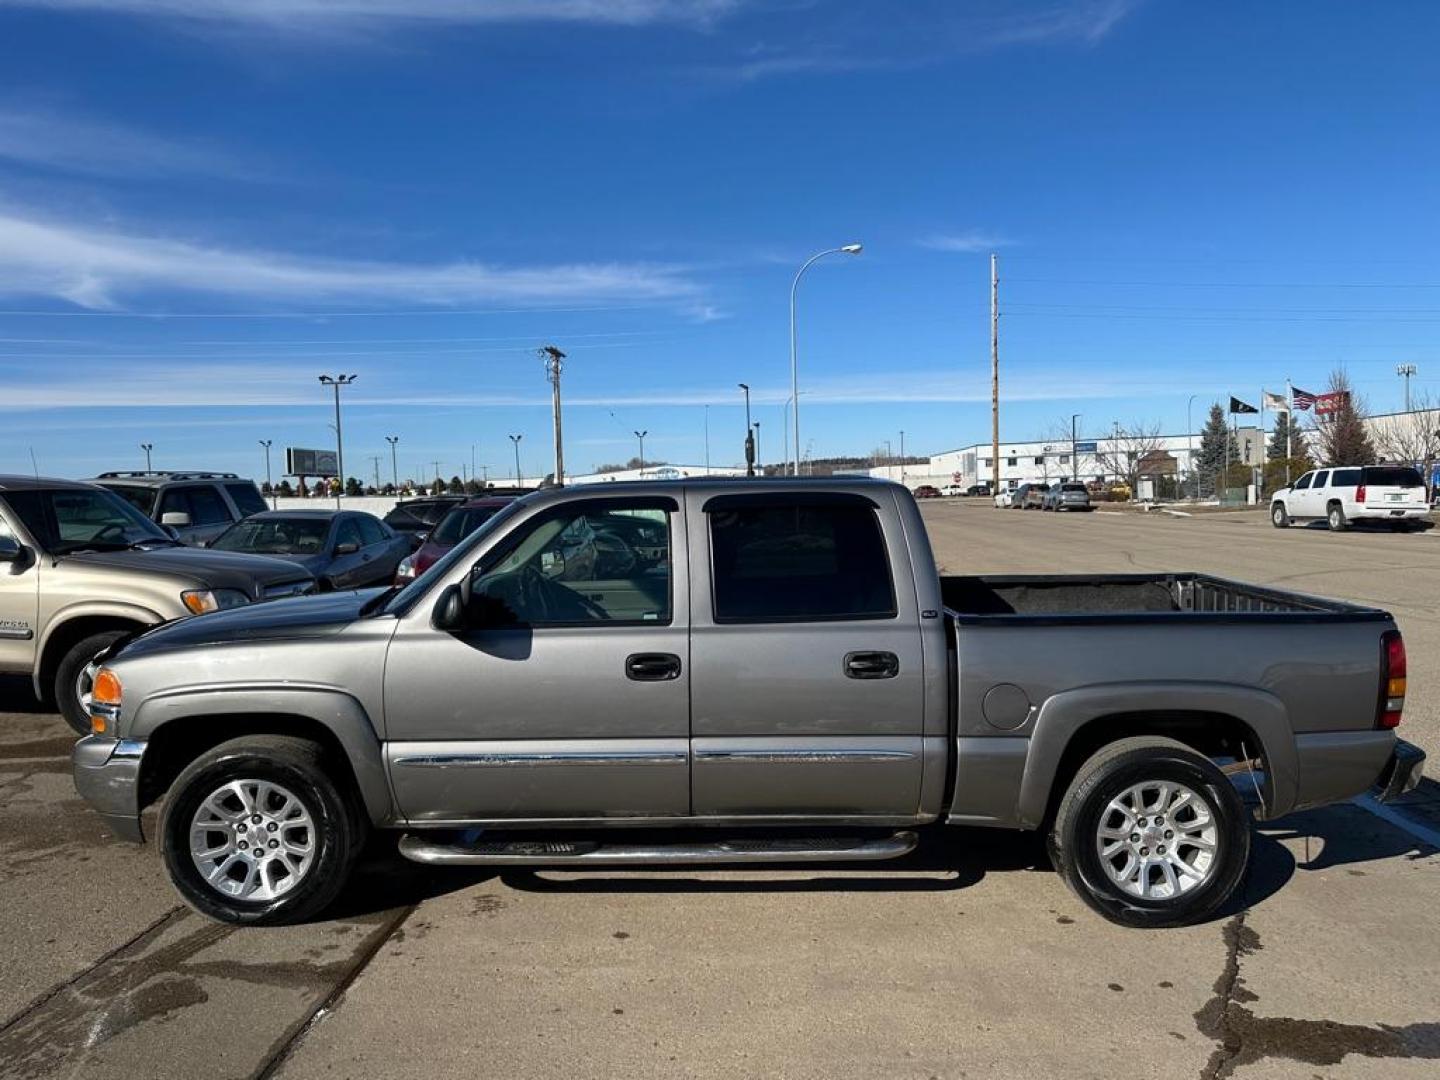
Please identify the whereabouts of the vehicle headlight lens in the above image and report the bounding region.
[394,556,416,583]
[181,588,252,614]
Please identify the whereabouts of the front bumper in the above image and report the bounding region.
[72,736,147,842]
[1372,739,1425,802]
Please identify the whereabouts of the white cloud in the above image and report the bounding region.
[919,230,1009,254]
[0,0,739,28]
[0,105,260,181]
[0,209,702,311]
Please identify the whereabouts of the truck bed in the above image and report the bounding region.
[941,573,1385,623]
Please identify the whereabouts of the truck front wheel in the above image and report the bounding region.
[159,735,366,925]
[1048,736,1250,928]
[1270,502,1289,528]
[55,630,129,736]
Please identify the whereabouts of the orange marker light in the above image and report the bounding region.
[92,668,122,706]
[90,714,108,735]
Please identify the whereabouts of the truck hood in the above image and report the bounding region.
[115,589,383,658]
[66,546,314,597]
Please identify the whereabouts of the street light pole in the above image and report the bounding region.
[790,243,862,476]
[1070,414,1081,483]
[259,439,274,508]
[1186,395,1198,500]
[509,435,523,485]
[634,430,648,473]
[318,374,357,509]
[738,383,754,477]
[704,405,710,475]
[140,443,153,471]
[385,436,400,490]
[752,421,761,475]
[899,430,906,486]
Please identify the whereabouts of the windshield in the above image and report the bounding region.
[431,504,504,546]
[2,487,172,554]
[212,518,331,555]
[380,495,533,615]
[1362,466,1424,487]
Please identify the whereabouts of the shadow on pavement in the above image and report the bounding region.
[0,675,49,715]
[321,844,499,921]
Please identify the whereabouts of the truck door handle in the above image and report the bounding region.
[626,653,682,682]
[844,651,899,680]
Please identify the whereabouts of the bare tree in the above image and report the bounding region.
[1096,421,1167,494]
[1310,368,1376,466]
[1372,390,1440,487]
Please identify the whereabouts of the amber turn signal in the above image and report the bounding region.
[92,668,122,705]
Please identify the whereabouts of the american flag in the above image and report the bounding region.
[1291,386,1318,411]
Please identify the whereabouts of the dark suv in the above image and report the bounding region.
[91,471,269,546]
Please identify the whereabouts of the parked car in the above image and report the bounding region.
[0,476,315,734]
[993,489,1014,508]
[1271,465,1431,531]
[394,496,518,585]
[1043,482,1093,512]
[382,495,466,548]
[967,483,991,497]
[940,484,965,497]
[210,510,409,591]
[1022,482,1051,510]
[92,471,269,546]
[913,485,942,499]
[73,478,1422,929]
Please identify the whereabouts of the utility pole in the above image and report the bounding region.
[385,436,399,490]
[318,374,356,508]
[752,421,761,475]
[140,443,153,471]
[738,383,754,477]
[369,455,381,491]
[899,430,906,485]
[704,405,710,474]
[430,461,441,491]
[1070,414,1081,483]
[990,252,1000,495]
[634,430,648,473]
[541,345,566,483]
[259,440,274,508]
[1398,363,1418,412]
[509,435,523,485]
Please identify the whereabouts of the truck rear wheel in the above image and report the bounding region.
[159,735,365,925]
[1048,736,1250,928]
[1327,503,1348,532]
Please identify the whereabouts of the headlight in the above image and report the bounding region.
[394,556,416,584]
[181,588,252,614]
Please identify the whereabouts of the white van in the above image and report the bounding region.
[1271,465,1430,531]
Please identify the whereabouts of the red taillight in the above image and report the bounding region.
[1379,630,1406,729]
[1356,485,1367,504]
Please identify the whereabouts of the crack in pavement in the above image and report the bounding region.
[1196,911,1440,1078]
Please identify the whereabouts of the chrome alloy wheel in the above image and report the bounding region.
[189,780,316,902]
[75,662,98,719]
[1095,781,1219,900]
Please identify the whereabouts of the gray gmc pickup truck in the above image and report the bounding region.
[71,479,1423,928]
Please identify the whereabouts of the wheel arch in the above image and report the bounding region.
[34,609,157,700]
[134,690,394,827]
[1016,682,1298,828]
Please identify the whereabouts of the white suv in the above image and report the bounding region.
[1271,465,1431,532]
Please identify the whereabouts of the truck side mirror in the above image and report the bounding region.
[334,541,360,556]
[432,583,468,632]
[161,511,192,527]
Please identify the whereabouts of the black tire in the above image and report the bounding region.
[1327,502,1348,532]
[1048,736,1250,929]
[159,735,366,925]
[1270,502,1289,529]
[54,630,128,736]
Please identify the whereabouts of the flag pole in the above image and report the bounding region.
[1286,378,1293,485]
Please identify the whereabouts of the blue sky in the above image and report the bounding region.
[2,0,1439,482]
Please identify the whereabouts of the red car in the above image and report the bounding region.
[393,496,517,585]
[913,485,942,499]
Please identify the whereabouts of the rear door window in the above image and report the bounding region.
[1313,470,1330,488]
[707,498,896,622]
[1329,468,1361,487]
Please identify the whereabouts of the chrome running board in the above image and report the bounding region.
[397,830,918,867]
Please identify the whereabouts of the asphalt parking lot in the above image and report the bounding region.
[2,499,1438,1080]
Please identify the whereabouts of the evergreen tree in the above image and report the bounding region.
[277,479,294,497]
[447,475,465,494]
[1194,403,1239,490]
[1267,412,1307,461]
[344,476,363,497]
